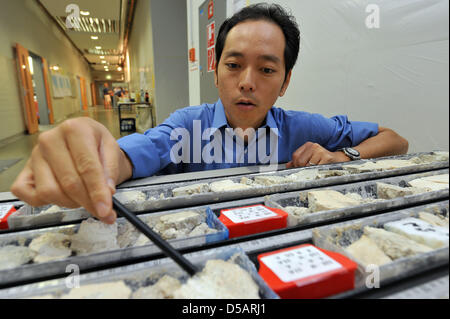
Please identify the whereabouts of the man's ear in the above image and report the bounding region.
[279,70,292,97]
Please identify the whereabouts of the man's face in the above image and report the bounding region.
[215,20,291,131]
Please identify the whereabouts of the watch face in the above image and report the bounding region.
[346,148,360,156]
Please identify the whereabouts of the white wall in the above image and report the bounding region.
[186,0,449,152]
[128,0,189,125]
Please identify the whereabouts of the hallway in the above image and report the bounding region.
[0,106,129,192]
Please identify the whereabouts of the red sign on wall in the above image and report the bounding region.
[208,0,214,19]
[207,47,215,72]
[207,21,215,72]
[207,21,215,48]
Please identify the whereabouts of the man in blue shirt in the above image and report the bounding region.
[11,4,408,224]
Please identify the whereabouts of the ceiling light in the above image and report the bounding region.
[52,65,59,71]
[95,46,102,50]
[117,67,122,71]
[106,75,111,79]
[91,36,98,40]
[80,11,90,16]
[100,56,105,59]
[102,60,107,64]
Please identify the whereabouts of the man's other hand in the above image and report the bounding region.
[286,142,350,168]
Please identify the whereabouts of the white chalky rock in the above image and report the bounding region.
[29,232,72,263]
[307,190,362,212]
[282,206,310,226]
[376,182,427,199]
[253,175,288,186]
[240,177,254,185]
[0,245,35,270]
[363,226,432,260]
[70,218,119,255]
[172,183,210,197]
[317,170,348,178]
[40,205,63,214]
[189,223,217,237]
[384,218,449,249]
[414,152,449,163]
[419,212,449,228]
[209,180,252,192]
[173,259,260,299]
[156,211,203,232]
[286,169,319,182]
[407,174,449,192]
[345,235,392,266]
[345,160,416,173]
[132,275,182,299]
[114,191,147,203]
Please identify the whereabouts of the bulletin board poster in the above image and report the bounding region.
[51,73,72,98]
[207,21,215,72]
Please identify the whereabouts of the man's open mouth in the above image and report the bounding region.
[236,99,256,108]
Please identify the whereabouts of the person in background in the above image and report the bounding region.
[103,83,112,109]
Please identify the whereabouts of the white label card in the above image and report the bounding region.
[0,205,14,219]
[222,205,277,223]
[260,246,343,283]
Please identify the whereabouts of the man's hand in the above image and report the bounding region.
[286,142,350,168]
[10,118,133,224]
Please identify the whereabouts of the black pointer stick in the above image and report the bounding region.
[112,197,198,276]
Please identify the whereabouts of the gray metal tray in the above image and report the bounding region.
[312,201,449,289]
[2,152,447,231]
[115,152,449,213]
[265,169,449,227]
[0,246,279,299]
[6,205,91,230]
[0,207,228,286]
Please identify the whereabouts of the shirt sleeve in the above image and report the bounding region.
[320,115,379,151]
[117,110,187,179]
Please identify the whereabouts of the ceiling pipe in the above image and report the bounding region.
[121,0,136,66]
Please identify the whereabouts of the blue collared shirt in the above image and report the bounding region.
[118,99,378,179]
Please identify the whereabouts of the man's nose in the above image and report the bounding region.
[239,68,256,92]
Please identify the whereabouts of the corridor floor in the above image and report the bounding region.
[0,106,131,192]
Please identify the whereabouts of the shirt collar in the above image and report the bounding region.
[212,99,282,137]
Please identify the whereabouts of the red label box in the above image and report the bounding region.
[0,205,17,229]
[258,244,357,299]
[219,205,288,238]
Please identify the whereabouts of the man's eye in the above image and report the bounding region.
[226,63,239,69]
[262,68,275,74]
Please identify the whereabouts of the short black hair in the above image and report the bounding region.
[216,3,300,81]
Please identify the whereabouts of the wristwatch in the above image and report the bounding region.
[338,147,361,161]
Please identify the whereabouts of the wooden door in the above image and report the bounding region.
[41,58,55,124]
[79,77,88,110]
[15,43,39,134]
[90,82,97,105]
